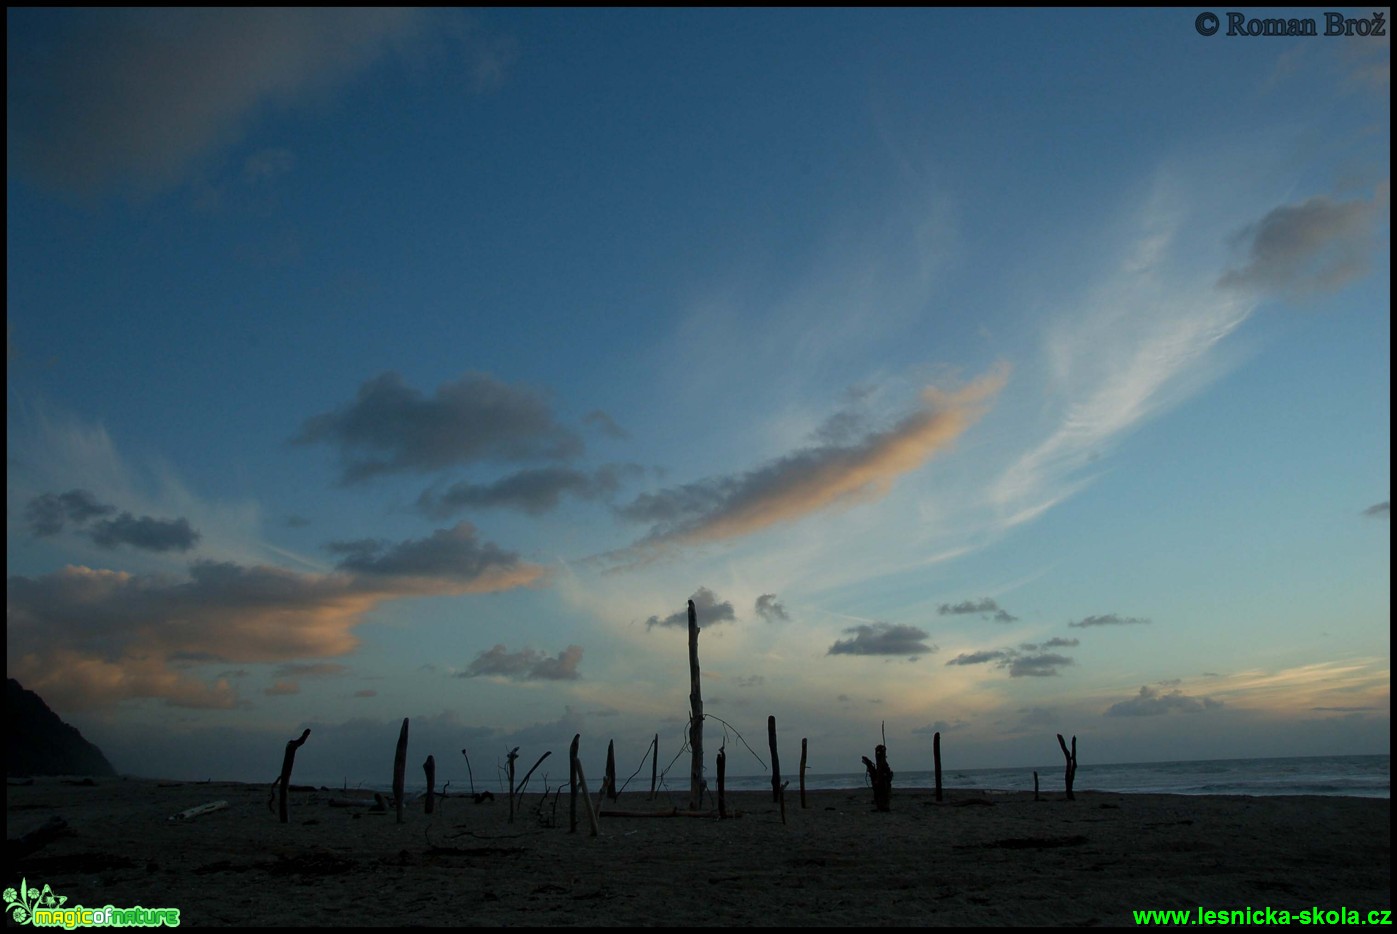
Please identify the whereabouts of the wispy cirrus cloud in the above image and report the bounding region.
[991,187,1259,529]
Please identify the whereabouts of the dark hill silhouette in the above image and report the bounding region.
[6,678,117,777]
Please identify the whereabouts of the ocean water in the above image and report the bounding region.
[717,754,1390,799]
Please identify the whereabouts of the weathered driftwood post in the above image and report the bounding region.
[649,733,659,800]
[507,746,520,823]
[716,746,727,819]
[569,734,581,834]
[799,737,809,809]
[393,718,409,824]
[423,755,436,814]
[1033,770,1041,802]
[933,731,943,803]
[278,728,310,824]
[1057,733,1077,801]
[460,748,475,795]
[687,598,705,811]
[574,754,600,836]
[605,740,618,801]
[768,715,782,803]
[861,744,893,812]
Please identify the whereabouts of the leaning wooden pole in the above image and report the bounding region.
[278,728,310,824]
[799,738,809,809]
[393,718,409,824]
[423,755,436,815]
[687,598,705,811]
[933,731,943,803]
[1056,733,1077,801]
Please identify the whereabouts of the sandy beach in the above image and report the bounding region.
[6,777,1390,927]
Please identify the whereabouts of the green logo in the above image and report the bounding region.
[4,879,180,928]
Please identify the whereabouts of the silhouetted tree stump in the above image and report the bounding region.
[861,744,893,812]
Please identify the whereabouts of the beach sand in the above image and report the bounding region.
[6,777,1390,927]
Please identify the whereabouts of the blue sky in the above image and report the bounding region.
[6,8,1389,788]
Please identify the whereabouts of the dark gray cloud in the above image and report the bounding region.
[827,623,936,658]
[295,372,584,483]
[1105,685,1223,717]
[754,593,790,623]
[1363,501,1389,518]
[945,650,1011,666]
[1218,192,1383,298]
[1008,653,1073,677]
[946,646,1073,677]
[264,681,300,696]
[734,675,765,689]
[24,489,117,536]
[353,689,377,698]
[416,464,639,518]
[6,9,487,197]
[645,586,736,630]
[612,369,1006,549]
[89,513,200,552]
[329,521,542,590]
[1019,638,1080,651]
[1068,613,1151,628]
[459,644,583,681]
[1312,706,1376,713]
[937,597,1019,623]
[583,410,628,439]
[912,719,969,735]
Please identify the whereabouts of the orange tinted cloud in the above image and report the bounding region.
[6,524,546,711]
[619,365,1008,550]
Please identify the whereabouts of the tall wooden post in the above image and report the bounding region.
[933,732,943,803]
[278,728,310,824]
[768,715,782,803]
[649,733,658,800]
[423,755,436,814]
[393,718,409,824]
[687,598,705,811]
[1057,733,1077,801]
[716,746,727,819]
[507,746,519,823]
[799,738,809,809]
[605,740,618,800]
[569,734,580,834]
